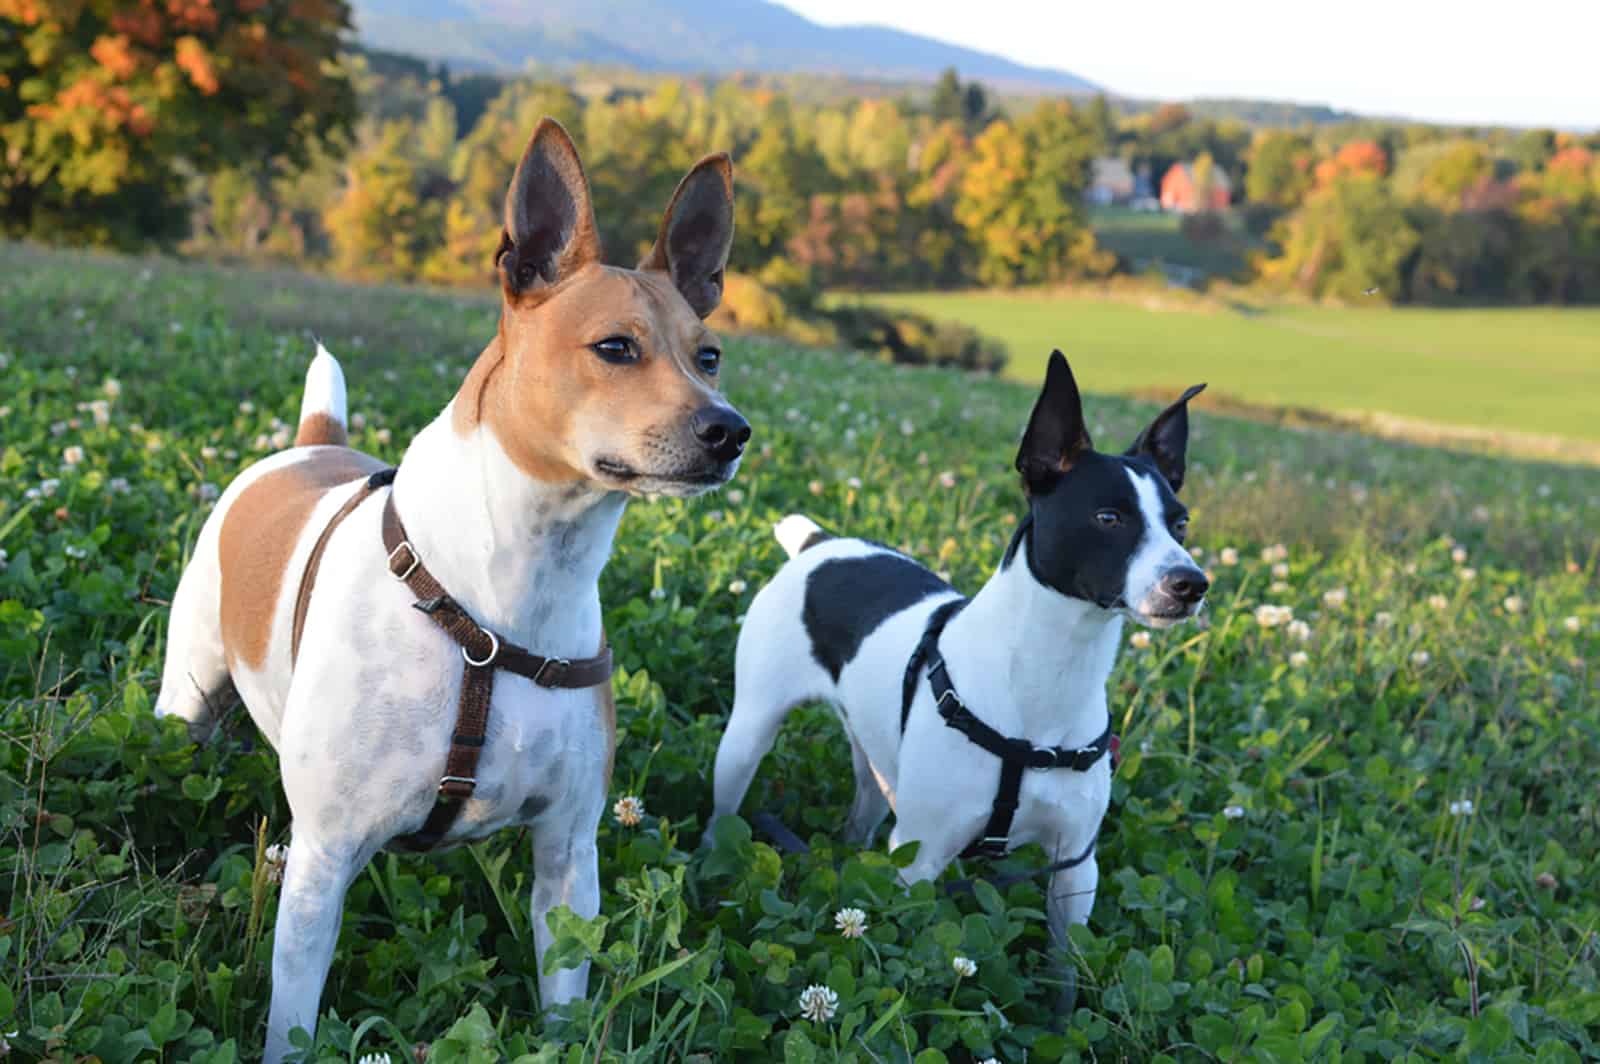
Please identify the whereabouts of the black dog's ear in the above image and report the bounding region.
[1126,383,1206,494]
[1016,350,1092,495]
[499,118,602,299]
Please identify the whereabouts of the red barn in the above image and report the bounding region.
[1160,162,1232,212]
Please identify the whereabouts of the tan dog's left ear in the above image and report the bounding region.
[639,153,734,319]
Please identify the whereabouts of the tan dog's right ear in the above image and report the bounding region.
[639,153,734,318]
[499,118,602,298]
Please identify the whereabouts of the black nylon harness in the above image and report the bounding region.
[901,597,1113,866]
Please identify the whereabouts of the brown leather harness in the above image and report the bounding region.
[291,467,613,852]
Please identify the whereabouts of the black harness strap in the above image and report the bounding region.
[902,599,1114,862]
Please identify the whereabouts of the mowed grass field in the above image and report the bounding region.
[2,240,1599,1062]
[849,290,1600,452]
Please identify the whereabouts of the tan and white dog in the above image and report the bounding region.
[155,119,745,1059]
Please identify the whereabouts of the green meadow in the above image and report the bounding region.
[2,241,1598,1061]
[849,289,1600,452]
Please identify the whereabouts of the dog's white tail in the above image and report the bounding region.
[293,342,349,448]
[774,514,828,559]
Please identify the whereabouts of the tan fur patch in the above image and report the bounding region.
[452,264,718,484]
[218,448,386,670]
[294,412,348,448]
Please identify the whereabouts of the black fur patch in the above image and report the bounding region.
[798,528,834,552]
[1008,453,1186,609]
[803,552,952,681]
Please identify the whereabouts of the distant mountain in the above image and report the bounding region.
[350,0,1099,94]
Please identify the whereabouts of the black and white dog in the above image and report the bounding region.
[707,351,1206,945]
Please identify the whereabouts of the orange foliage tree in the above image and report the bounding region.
[1,0,355,246]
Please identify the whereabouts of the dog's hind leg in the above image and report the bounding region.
[155,517,232,741]
[841,738,890,847]
[263,830,366,1063]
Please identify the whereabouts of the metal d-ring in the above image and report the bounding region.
[461,629,500,667]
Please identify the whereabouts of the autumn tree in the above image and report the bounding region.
[1,0,356,247]
[955,100,1109,286]
[1245,130,1314,208]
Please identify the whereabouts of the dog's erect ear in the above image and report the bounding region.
[1126,383,1206,494]
[498,118,602,298]
[639,153,734,318]
[1015,350,1093,495]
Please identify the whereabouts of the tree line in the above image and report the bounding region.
[3,1,1597,312]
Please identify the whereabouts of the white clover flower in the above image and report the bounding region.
[1411,650,1431,666]
[833,907,868,939]
[1253,604,1294,628]
[613,795,645,827]
[1428,594,1450,611]
[263,843,288,884]
[808,480,824,496]
[1374,611,1395,628]
[798,984,838,1023]
[62,445,85,466]
[0,547,9,571]
[357,1055,391,1064]
[1261,543,1288,563]
[1219,547,1239,566]
[726,488,745,504]
[727,580,748,594]
[1458,568,1476,582]
[1287,619,1311,642]
[1272,562,1289,579]
[1222,804,1245,820]
[350,412,368,430]
[1471,505,1490,522]
[201,446,219,461]
[197,482,220,503]
[375,428,392,445]
[846,476,862,490]
[1451,546,1468,564]
[65,544,89,560]
[1269,580,1290,594]
[1503,595,1523,614]
[1564,616,1582,633]
[649,587,666,601]
[1129,630,1152,649]
[102,378,122,398]
[952,956,977,978]
[899,419,915,436]
[1322,588,1348,609]
[108,477,131,494]
[85,399,111,427]
[39,478,60,495]
[938,470,957,489]
[239,400,255,414]
[1190,546,1204,559]
[1449,799,1474,817]
[1289,650,1310,668]
[50,420,67,436]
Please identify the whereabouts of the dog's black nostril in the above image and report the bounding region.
[1162,567,1210,603]
[691,406,750,462]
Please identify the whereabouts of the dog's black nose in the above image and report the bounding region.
[1160,567,1209,604]
[691,406,751,463]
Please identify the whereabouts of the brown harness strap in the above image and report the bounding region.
[291,472,389,663]
[378,487,612,851]
[289,466,613,853]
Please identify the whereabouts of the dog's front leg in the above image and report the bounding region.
[530,823,601,1013]
[1046,850,1099,1017]
[264,832,365,1063]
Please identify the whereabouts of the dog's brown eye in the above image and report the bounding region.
[698,347,721,375]
[1095,509,1122,529]
[591,337,636,364]
[1172,516,1189,539]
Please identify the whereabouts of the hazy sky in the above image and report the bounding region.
[777,0,1596,130]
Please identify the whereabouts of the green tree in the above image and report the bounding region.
[1246,130,1314,207]
[0,0,355,247]
[1256,173,1420,301]
[955,101,1108,285]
